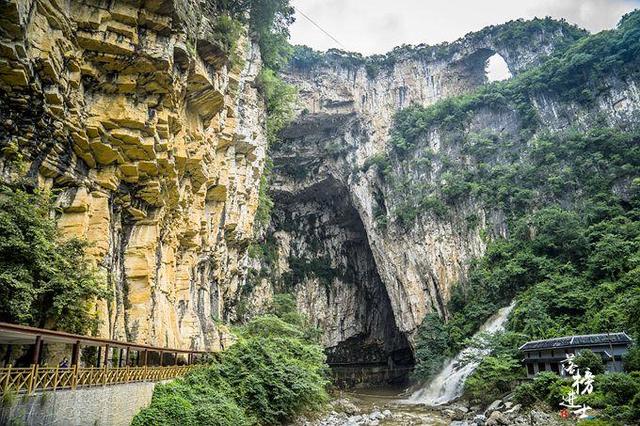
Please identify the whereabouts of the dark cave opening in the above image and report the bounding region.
[271,176,414,388]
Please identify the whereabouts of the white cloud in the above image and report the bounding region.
[289,0,640,55]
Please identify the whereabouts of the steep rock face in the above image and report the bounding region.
[0,0,267,350]
[250,18,640,375]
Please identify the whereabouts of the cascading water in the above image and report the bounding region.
[407,302,515,406]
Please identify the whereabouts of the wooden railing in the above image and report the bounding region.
[0,365,196,395]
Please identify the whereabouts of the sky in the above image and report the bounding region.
[289,0,640,55]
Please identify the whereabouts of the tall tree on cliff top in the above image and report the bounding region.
[214,0,295,69]
[249,0,295,70]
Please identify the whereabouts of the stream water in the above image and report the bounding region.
[303,303,516,425]
[406,302,515,406]
[338,387,450,425]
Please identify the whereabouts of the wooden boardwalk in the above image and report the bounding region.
[0,364,196,395]
[0,321,210,396]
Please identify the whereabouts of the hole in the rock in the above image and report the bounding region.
[271,176,414,388]
[485,53,512,82]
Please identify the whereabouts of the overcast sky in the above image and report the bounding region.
[289,0,640,55]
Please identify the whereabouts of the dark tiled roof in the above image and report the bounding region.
[519,333,633,351]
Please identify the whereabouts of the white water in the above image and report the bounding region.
[407,302,515,406]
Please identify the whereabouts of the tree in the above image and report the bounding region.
[0,186,108,334]
[249,0,295,70]
[413,314,451,381]
[574,349,605,375]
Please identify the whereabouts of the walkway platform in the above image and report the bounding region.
[0,321,210,395]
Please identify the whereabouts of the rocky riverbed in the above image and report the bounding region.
[293,388,578,426]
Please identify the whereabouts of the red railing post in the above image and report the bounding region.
[32,335,42,365]
[104,344,110,369]
[71,340,80,369]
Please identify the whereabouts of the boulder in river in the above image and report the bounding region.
[485,410,509,426]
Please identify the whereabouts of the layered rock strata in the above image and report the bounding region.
[0,0,267,350]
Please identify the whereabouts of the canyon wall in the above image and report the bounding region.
[247,17,640,375]
[2,1,638,377]
[0,0,267,350]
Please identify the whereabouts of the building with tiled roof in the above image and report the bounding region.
[519,332,633,378]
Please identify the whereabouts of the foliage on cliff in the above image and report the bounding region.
[386,13,640,335]
[0,185,108,334]
[132,295,328,426]
[389,10,640,160]
[289,17,586,78]
[249,0,297,227]
[406,124,640,418]
[383,8,640,225]
[411,124,640,356]
[412,314,450,381]
[215,0,295,70]
[257,68,297,146]
[403,12,640,420]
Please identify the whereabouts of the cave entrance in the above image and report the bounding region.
[485,52,512,82]
[270,174,414,388]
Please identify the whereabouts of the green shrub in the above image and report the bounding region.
[192,401,252,426]
[218,335,328,424]
[241,314,303,339]
[132,301,328,426]
[624,346,640,372]
[133,390,250,426]
[513,372,570,408]
[464,354,524,404]
[0,186,109,334]
[576,390,610,409]
[630,391,640,422]
[513,382,537,407]
[546,377,572,407]
[577,420,619,426]
[575,373,640,423]
[413,314,451,381]
[575,349,605,375]
[595,373,640,406]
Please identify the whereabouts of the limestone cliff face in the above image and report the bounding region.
[248,18,640,372]
[0,0,267,350]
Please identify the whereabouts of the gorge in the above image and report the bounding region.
[1,0,640,424]
[244,14,639,385]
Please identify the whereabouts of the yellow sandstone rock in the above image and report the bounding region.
[0,0,267,351]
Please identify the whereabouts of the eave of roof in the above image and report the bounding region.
[519,332,633,351]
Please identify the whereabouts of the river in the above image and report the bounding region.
[299,303,516,425]
[327,387,451,425]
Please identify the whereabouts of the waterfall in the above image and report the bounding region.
[407,302,515,406]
